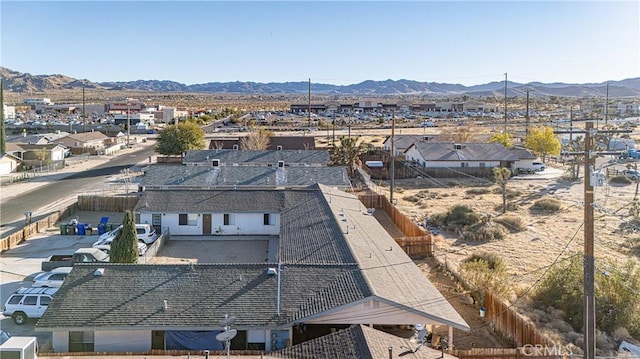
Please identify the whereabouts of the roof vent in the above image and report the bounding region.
[93,268,105,277]
[278,160,285,168]
[163,300,169,311]
[267,267,278,276]
[454,143,463,150]
[212,159,220,167]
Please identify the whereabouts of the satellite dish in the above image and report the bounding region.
[216,329,238,342]
[219,316,236,327]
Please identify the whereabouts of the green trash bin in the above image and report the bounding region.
[60,224,68,235]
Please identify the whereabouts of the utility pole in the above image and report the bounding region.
[82,85,86,133]
[308,78,311,129]
[390,108,396,204]
[583,121,595,359]
[0,79,5,155]
[569,106,573,145]
[504,72,508,132]
[525,88,530,135]
[555,123,631,359]
[605,82,609,125]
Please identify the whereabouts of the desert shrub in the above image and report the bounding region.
[609,175,632,184]
[402,195,420,203]
[464,222,506,241]
[448,205,481,227]
[494,215,526,232]
[461,252,511,303]
[416,190,429,198]
[534,256,640,336]
[531,198,562,213]
[493,202,520,212]
[466,188,491,195]
[395,187,405,193]
[506,189,522,199]
[429,212,448,227]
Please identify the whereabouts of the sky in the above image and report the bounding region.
[1,1,639,86]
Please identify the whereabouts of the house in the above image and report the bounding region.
[52,131,109,153]
[15,143,67,168]
[183,150,330,167]
[0,153,20,174]
[208,136,316,151]
[405,142,524,169]
[140,164,351,190]
[266,324,458,358]
[383,135,442,156]
[37,185,469,353]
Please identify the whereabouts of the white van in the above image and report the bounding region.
[95,223,157,245]
[3,287,58,325]
[0,336,38,359]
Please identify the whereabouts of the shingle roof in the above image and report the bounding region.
[183,150,330,165]
[266,325,458,359]
[410,142,517,161]
[384,135,442,150]
[65,131,109,142]
[140,165,350,188]
[37,263,369,330]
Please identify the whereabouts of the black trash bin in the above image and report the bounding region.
[60,224,68,235]
[68,225,76,235]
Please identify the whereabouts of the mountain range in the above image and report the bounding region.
[1,66,639,97]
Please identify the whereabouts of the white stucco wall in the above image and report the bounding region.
[95,330,151,352]
[139,212,280,236]
[52,331,69,352]
[405,147,500,168]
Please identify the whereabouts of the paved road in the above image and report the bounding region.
[0,143,157,237]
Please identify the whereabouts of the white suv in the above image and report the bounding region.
[3,287,58,325]
[95,224,157,245]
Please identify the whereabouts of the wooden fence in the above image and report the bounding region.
[485,291,553,348]
[0,203,77,253]
[449,348,562,359]
[358,193,432,257]
[77,195,139,212]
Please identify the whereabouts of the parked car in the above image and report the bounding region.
[32,267,72,288]
[94,241,147,256]
[624,169,640,181]
[40,248,110,272]
[96,224,157,245]
[531,162,546,172]
[3,287,58,325]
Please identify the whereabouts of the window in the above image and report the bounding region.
[264,213,270,225]
[8,295,23,304]
[461,162,468,168]
[224,213,230,225]
[479,163,486,168]
[69,331,94,352]
[24,296,37,306]
[40,296,51,306]
[178,214,197,226]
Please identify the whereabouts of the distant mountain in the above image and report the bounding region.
[1,66,639,97]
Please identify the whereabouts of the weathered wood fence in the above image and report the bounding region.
[358,193,433,257]
[0,203,77,252]
[77,195,139,212]
[449,347,562,359]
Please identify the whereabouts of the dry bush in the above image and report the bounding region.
[464,222,506,241]
[402,195,421,203]
[531,198,562,213]
[493,215,526,232]
[609,175,633,184]
[493,202,520,212]
[460,252,511,302]
[466,188,492,195]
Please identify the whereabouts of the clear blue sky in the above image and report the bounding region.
[1,1,638,86]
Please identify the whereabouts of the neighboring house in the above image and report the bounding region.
[18,143,67,163]
[97,128,128,146]
[53,132,109,153]
[383,135,442,156]
[405,142,524,169]
[38,184,469,353]
[140,164,351,190]
[183,150,330,167]
[0,153,20,174]
[509,147,539,170]
[208,136,316,151]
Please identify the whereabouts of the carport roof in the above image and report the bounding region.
[183,149,330,165]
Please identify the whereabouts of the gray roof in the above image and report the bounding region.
[509,147,537,160]
[267,324,458,359]
[410,142,518,161]
[37,263,369,330]
[384,135,442,150]
[135,188,356,265]
[140,165,351,188]
[183,150,330,165]
[40,186,468,332]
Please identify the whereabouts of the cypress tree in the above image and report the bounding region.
[110,210,138,263]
